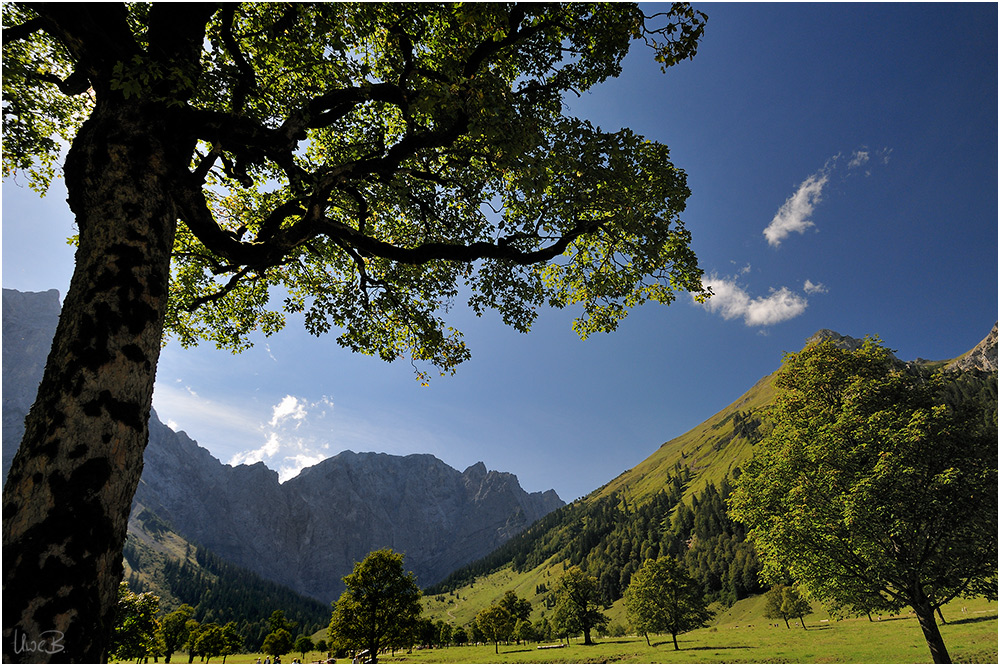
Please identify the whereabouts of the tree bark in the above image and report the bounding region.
[671,631,679,651]
[2,99,187,663]
[913,599,952,664]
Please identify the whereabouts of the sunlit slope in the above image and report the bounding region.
[591,371,777,505]
[423,326,996,629]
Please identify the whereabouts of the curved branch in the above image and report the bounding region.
[2,16,45,45]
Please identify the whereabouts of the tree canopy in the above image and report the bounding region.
[552,565,609,645]
[624,556,713,650]
[109,583,161,662]
[1,4,708,661]
[728,337,998,664]
[4,2,709,377]
[762,584,812,630]
[328,549,422,664]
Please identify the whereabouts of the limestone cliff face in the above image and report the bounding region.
[135,427,563,603]
[3,288,564,603]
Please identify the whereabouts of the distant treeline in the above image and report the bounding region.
[124,539,329,651]
[427,464,764,606]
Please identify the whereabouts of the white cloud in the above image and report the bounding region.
[228,432,282,467]
[763,171,829,247]
[699,275,808,327]
[270,395,307,427]
[803,279,828,294]
[225,395,344,482]
[744,287,808,326]
[278,452,328,483]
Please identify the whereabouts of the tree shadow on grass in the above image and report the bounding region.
[650,641,752,651]
[946,614,998,626]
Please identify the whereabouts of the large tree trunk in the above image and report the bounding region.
[2,99,185,663]
[913,598,952,664]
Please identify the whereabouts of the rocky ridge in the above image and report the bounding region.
[946,322,998,373]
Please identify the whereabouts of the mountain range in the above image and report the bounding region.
[4,287,995,626]
[2,288,563,605]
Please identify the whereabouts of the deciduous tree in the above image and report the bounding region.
[623,556,712,650]
[729,337,998,664]
[193,623,226,663]
[475,604,514,654]
[293,634,314,661]
[328,549,422,664]
[553,566,608,645]
[108,583,161,662]
[260,628,293,661]
[157,603,195,663]
[762,584,811,629]
[1,4,707,660]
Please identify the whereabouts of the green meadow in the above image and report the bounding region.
[149,595,995,664]
[382,596,997,664]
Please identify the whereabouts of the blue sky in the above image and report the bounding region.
[3,3,997,502]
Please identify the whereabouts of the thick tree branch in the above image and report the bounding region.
[2,16,45,45]
[26,68,91,95]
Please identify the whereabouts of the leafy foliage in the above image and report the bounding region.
[109,582,161,662]
[728,337,998,663]
[624,556,713,649]
[475,604,515,654]
[763,584,812,629]
[4,3,709,380]
[552,566,608,645]
[328,549,422,663]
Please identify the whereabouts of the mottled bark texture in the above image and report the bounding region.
[2,101,183,662]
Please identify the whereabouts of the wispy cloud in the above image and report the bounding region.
[848,150,870,169]
[763,170,829,247]
[698,275,809,327]
[803,279,828,295]
[763,146,891,247]
[153,382,262,440]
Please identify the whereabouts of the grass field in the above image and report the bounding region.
[155,596,995,664]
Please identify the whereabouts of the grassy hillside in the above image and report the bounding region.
[592,372,776,505]
[421,331,997,664]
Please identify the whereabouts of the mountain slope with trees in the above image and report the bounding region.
[425,326,997,637]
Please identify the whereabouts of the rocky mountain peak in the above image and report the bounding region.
[462,461,488,480]
[806,329,868,351]
[946,322,998,373]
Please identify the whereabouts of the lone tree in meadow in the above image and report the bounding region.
[1,4,708,661]
[728,337,998,664]
[552,566,609,645]
[328,549,422,664]
[623,555,713,650]
[475,604,515,654]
